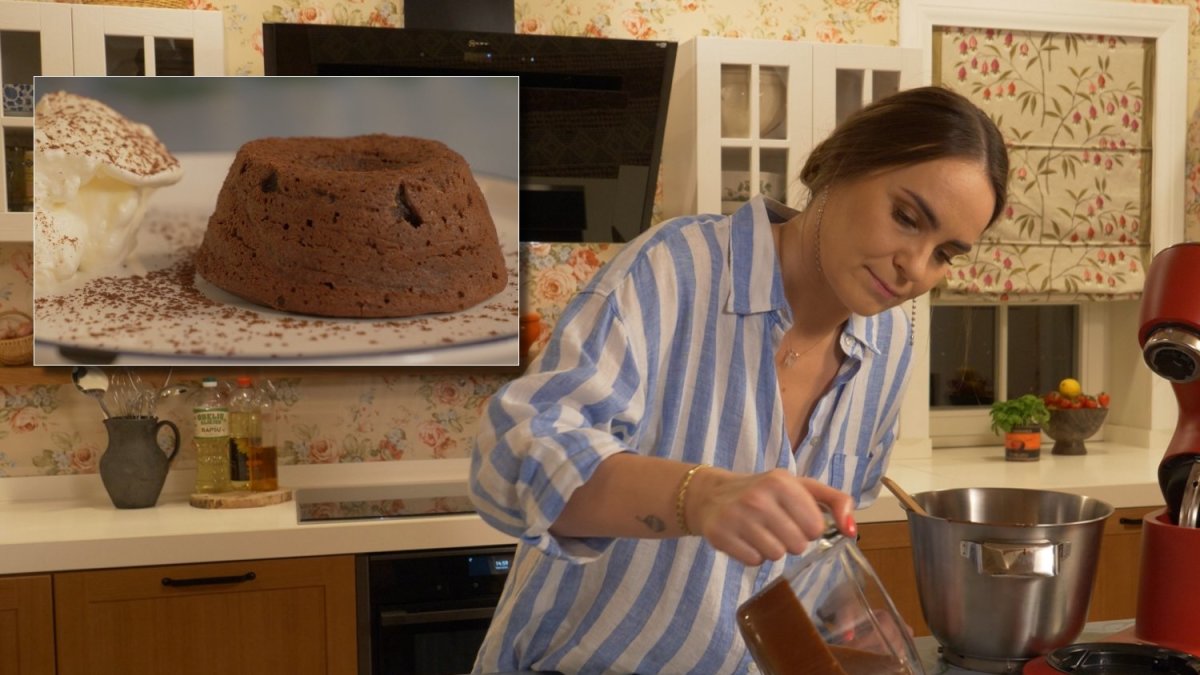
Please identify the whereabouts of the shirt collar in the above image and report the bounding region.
[727,195,797,316]
[725,196,885,357]
[844,313,884,357]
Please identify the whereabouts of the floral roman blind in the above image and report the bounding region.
[933,27,1152,301]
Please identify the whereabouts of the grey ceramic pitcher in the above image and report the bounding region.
[100,416,181,509]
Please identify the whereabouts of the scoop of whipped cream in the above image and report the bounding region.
[34,91,183,288]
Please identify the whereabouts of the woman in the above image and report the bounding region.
[470,85,1008,673]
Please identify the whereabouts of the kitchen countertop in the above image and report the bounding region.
[0,442,1167,576]
[859,441,1165,522]
[0,460,513,575]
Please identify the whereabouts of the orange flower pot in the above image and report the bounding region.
[1004,426,1042,462]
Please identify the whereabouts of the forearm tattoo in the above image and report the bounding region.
[636,513,666,533]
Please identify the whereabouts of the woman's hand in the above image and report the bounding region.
[686,468,857,565]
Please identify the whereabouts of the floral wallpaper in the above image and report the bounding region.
[201,0,899,76]
[936,28,1151,300]
[269,374,507,463]
[0,372,510,476]
[521,242,622,359]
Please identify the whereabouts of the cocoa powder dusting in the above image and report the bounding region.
[35,92,181,179]
[33,208,518,361]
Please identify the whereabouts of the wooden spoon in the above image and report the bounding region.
[881,476,929,517]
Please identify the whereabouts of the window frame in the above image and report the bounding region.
[893,0,1187,457]
[927,301,1107,448]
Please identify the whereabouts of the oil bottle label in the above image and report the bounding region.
[194,408,229,438]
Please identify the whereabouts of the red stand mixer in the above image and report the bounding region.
[1021,243,1200,674]
[1135,241,1200,655]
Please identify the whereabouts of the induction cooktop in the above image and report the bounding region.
[294,483,476,523]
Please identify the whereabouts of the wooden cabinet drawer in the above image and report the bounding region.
[0,575,54,675]
[55,555,356,675]
[1088,505,1160,622]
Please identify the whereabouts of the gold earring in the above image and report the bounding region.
[813,189,829,275]
[910,298,917,347]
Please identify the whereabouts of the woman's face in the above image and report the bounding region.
[819,157,995,316]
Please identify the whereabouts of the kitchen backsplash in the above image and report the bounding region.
[522,242,623,359]
[0,374,506,476]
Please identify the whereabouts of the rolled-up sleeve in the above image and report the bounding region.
[470,286,648,562]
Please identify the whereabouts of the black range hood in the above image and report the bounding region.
[404,0,514,33]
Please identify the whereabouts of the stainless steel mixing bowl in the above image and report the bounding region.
[907,487,1113,673]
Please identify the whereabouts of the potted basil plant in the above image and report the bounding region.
[989,394,1050,462]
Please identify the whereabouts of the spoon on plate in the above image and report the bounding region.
[881,476,929,517]
[72,367,112,419]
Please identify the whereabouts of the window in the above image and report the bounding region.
[894,0,1186,457]
[930,303,1085,447]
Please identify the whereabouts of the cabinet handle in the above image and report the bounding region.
[161,571,257,588]
[1118,517,1144,527]
[380,606,497,626]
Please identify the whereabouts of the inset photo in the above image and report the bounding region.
[32,76,518,366]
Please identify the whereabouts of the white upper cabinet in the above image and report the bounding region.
[71,5,223,76]
[662,37,921,220]
[0,1,224,242]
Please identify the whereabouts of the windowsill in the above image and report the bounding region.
[859,441,1165,523]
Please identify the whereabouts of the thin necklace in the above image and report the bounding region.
[779,333,831,368]
[781,344,807,368]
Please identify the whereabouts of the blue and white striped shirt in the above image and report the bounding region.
[470,196,914,674]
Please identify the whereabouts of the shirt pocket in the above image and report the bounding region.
[827,450,876,502]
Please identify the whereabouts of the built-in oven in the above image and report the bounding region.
[294,484,515,675]
[356,546,515,675]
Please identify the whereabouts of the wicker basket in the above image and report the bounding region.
[0,309,32,367]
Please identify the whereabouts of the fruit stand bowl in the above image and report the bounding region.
[1045,407,1108,455]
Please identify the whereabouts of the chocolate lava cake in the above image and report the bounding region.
[194,134,507,318]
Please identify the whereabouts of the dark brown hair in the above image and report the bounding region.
[800,86,1009,226]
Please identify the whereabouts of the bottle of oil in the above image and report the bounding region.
[248,380,279,492]
[192,377,230,493]
[227,376,258,491]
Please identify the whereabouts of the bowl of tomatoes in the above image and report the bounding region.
[1042,380,1110,456]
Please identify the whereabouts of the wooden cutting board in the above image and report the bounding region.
[189,489,293,509]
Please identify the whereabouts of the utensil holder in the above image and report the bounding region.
[100,416,181,509]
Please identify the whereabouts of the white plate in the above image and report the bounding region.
[32,153,519,366]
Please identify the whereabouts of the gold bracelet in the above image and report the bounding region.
[675,464,710,536]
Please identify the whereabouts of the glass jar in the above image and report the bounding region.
[737,524,925,675]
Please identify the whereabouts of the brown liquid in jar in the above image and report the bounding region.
[737,577,911,675]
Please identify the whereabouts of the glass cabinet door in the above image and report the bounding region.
[677,37,813,217]
[1,32,36,219]
[811,44,922,147]
[661,38,920,223]
[72,5,224,77]
[717,62,798,215]
[0,1,72,242]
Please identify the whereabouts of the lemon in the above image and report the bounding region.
[1059,378,1082,398]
